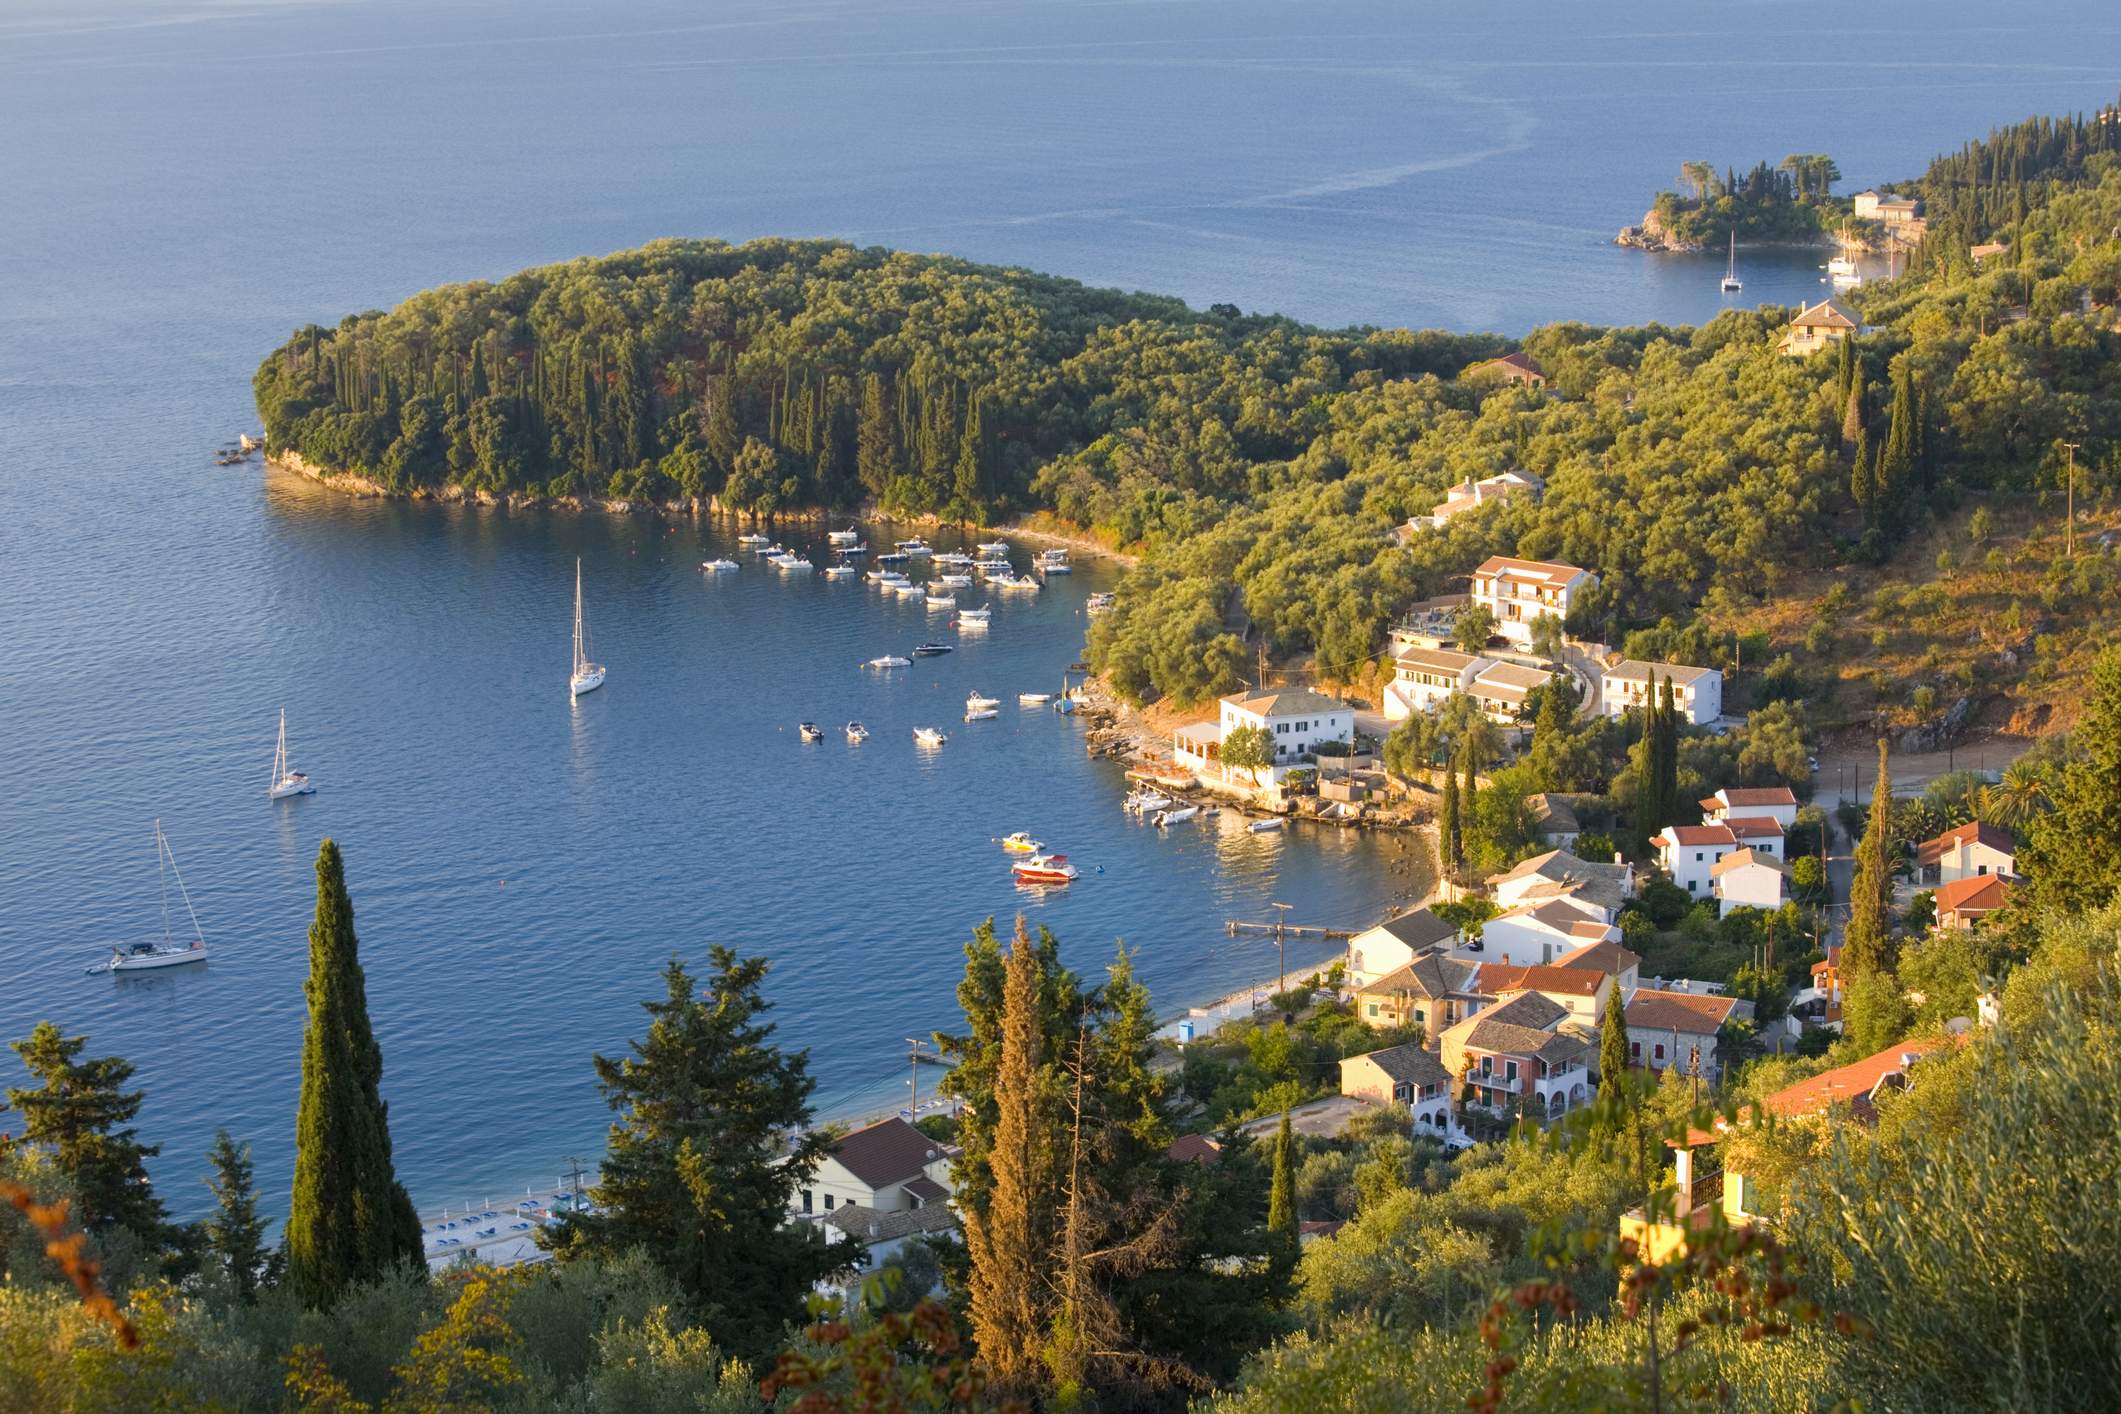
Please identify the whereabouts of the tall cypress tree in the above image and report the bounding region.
[1843,739,1898,977]
[1459,742,1478,851]
[963,923,1056,1388]
[6,1022,165,1240]
[1657,676,1680,829]
[1840,363,1864,450]
[1598,990,1632,1100]
[1266,1109,1297,1281]
[953,395,986,524]
[857,372,900,500]
[1440,765,1462,875]
[1851,427,1877,514]
[285,839,421,1308]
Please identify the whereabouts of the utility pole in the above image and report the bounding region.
[1270,901,1291,992]
[905,1037,928,1119]
[2062,441,2080,557]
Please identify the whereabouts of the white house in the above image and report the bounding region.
[1473,899,1621,968]
[1653,824,1741,897]
[1172,686,1354,784]
[1384,647,1487,721]
[1468,556,1597,648]
[1489,849,1634,921]
[1710,848,1787,917]
[1399,469,1544,537]
[1479,962,1620,1028]
[817,1203,960,1300]
[1698,787,1799,829]
[1345,906,1462,988]
[798,1117,956,1219]
[1526,793,1581,850]
[1851,190,1920,225]
[1601,660,1724,726]
[1468,660,1554,724]
[1915,821,2016,885]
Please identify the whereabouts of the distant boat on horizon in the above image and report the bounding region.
[1721,231,1743,293]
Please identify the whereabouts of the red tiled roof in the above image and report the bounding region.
[1915,820,2016,866]
[1625,990,1737,1034]
[830,1118,948,1189]
[1763,1040,1943,1121]
[1710,846,1786,878]
[1166,1134,1223,1166]
[1716,787,1798,808]
[1471,555,1589,586]
[1658,824,1736,848]
[1725,816,1786,839]
[1555,939,1642,976]
[1478,963,1608,998]
[1934,874,2012,916]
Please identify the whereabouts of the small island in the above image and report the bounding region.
[1616,155,1861,252]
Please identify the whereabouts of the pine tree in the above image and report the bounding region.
[857,372,900,500]
[285,839,422,1308]
[963,923,1057,1388]
[539,949,837,1358]
[6,1022,165,1239]
[1266,1109,1297,1265]
[1843,739,1898,977]
[202,1130,270,1302]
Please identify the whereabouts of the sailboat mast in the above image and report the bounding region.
[160,824,207,947]
[156,819,173,946]
[572,559,586,674]
[274,708,287,784]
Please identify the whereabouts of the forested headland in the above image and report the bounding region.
[260,100,2121,730]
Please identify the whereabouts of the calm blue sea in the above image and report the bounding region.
[2,0,2114,1217]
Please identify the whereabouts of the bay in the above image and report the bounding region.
[1,0,2113,1216]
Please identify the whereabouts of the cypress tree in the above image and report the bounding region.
[1657,676,1680,829]
[705,377,740,483]
[963,922,1056,1388]
[857,372,900,500]
[468,339,490,402]
[1843,739,1898,978]
[6,1022,165,1240]
[1598,990,1632,1100]
[1459,742,1478,851]
[1440,764,1462,874]
[285,839,421,1309]
[1840,368,1865,450]
[1266,1109,1297,1270]
[1879,364,1916,509]
[954,394,985,524]
[203,1130,271,1303]
[1852,427,1877,514]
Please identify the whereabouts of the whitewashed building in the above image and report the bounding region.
[1384,647,1487,721]
[1474,899,1622,968]
[1345,907,1462,989]
[1710,848,1787,917]
[1653,823,1742,898]
[1698,787,1799,829]
[799,1117,955,1219]
[1172,686,1354,785]
[1398,469,1544,537]
[1469,556,1598,648]
[1601,660,1724,726]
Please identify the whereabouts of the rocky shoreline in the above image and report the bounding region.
[267,449,1133,559]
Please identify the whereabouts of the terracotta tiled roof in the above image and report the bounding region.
[1934,874,2012,915]
[1915,820,2016,866]
[1657,824,1737,848]
[1221,686,1347,718]
[1762,1041,1943,1121]
[1478,963,1609,998]
[1625,990,1737,1035]
[1714,787,1798,808]
[1710,846,1786,878]
[1472,555,1589,586]
[1725,817,1786,840]
[1556,939,1642,976]
[1353,1043,1452,1090]
[829,1118,948,1189]
[1791,299,1859,330]
[1166,1134,1223,1166]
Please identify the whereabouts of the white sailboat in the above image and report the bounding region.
[268,708,314,798]
[1720,232,1743,293]
[89,821,209,973]
[569,558,606,696]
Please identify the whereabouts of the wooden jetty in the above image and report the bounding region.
[1225,919,1355,941]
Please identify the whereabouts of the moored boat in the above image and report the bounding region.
[965,705,998,721]
[956,607,992,628]
[1247,817,1285,833]
[913,726,948,747]
[845,721,870,743]
[977,539,1011,556]
[1018,691,1053,705]
[568,559,606,696]
[828,527,861,546]
[268,708,315,798]
[824,564,857,579]
[737,533,771,547]
[912,642,954,657]
[702,558,740,572]
[1011,851,1078,884]
[966,691,1000,712]
[865,655,911,669]
[926,593,957,609]
[1156,805,1201,826]
[798,722,824,742]
[1000,831,1043,853]
[88,822,210,975]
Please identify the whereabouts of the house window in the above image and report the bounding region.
[1504,1061,1518,1083]
[803,1190,814,1214]
[1654,1044,1666,1062]
[1630,1041,1641,1060]
[1686,880,1697,892]
[1977,864,1988,875]
[1479,1056,1493,1078]
[1695,852,1704,862]
[823,1194,834,1210]
[1414,1008,1426,1025]
[1394,1082,1411,1103]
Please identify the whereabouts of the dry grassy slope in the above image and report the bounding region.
[1710,497,2121,745]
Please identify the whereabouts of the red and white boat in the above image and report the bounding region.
[1012,852,1079,885]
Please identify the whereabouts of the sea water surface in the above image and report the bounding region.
[2,0,2116,1216]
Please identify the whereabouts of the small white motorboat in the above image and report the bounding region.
[1018,691,1053,705]
[1157,805,1201,827]
[1012,851,1078,884]
[897,539,933,556]
[828,527,862,546]
[996,576,1040,594]
[754,542,786,557]
[914,726,948,747]
[1037,549,1072,574]
[875,551,910,565]
[911,642,954,657]
[956,607,992,628]
[1087,591,1116,613]
[934,552,975,568]
[966,691,1000,712]
[702,558,740,572]
[1000,831,1043,854]
[777,556,815,573]
[977,540,1011,556]
[1126,791,1172,814]
[939,573,973,588]
[1247,817,1285,833]
[88,822,210,975]
[974,559,1010,577]
[927,594,957,610]
[965,706,998,721]
[268,708,315,798]
[892,580,926,598]
[824,564,857,579]
[865,655,911,669]
[737,533,771,547]
[568,559,607,696]
[798,722,824,742]
[845,721,870,743]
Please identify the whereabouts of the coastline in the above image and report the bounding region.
[268,450,1135,562]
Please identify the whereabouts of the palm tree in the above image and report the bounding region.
[1978,760,2050,829]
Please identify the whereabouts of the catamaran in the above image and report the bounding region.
[268,708,315,798]
[89,821,209,974]
[569,559,606,696]
[1721,232,1743,293]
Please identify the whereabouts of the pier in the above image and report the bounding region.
[1224,919,1355,941]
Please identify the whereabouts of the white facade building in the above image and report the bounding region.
[1698,787,1799,829]
[1384,647,1487,721]
[1474,899,1622,968]
[1653,824,1741,897]
[1601,660,1724,726]
[1468,557,1597,648]
[1172,686,1354,784]
[1710,848,1787,917]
